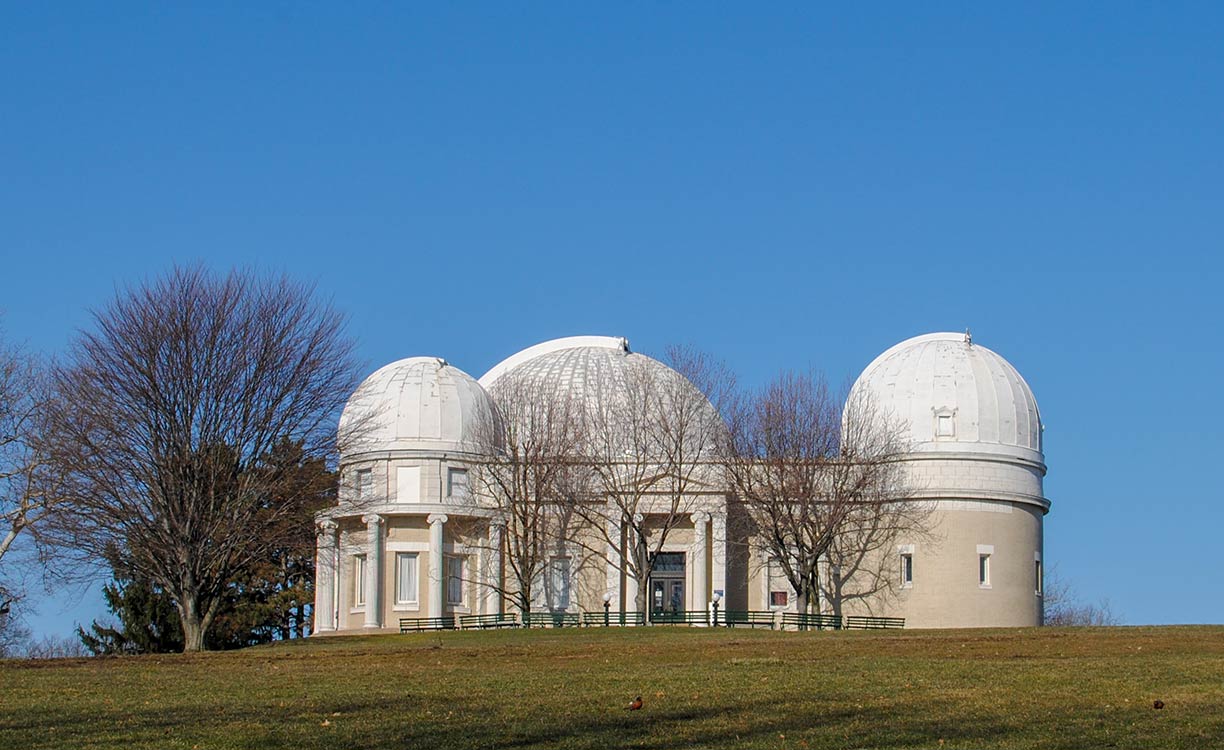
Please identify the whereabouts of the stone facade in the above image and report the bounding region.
[314,333,1049,632]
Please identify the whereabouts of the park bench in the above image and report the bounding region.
[399,616,457,632]
[721,610,776,629]
[844,615,905,630]
[581,611,646,627]
[522,612,581,628]
[458,613,520,630]
[780,612,843,631]
[651,610,710,626]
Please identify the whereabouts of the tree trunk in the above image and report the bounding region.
[636,574,651,623]
[178,596,206,652]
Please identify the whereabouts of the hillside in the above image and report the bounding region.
[1,625,1221,749]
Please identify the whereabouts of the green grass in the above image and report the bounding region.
[2,626,1222,749]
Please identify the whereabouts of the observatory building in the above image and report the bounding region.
[313,333,1049,632]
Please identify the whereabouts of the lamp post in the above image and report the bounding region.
[603,592,612,627]
[712,592,722,628]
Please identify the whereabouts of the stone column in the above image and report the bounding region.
[605,515,623,612]
[313,520,339,633]
[625,513,644,612]
[428,513,448,617]
[484,522,504,615]
[361,514,383,629]
[712,511,728,606]
[691,511,710,621]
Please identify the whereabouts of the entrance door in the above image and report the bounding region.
[651,578,686,614]
[649,551,687,614]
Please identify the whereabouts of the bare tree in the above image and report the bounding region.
[565,347,730,620]
[0,328,64,627]
[46,267,361,651]
[1042,566,1121,626]
[724,370,922,616]
[465,371,587,615]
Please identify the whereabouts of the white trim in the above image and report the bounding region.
[386,541,429,552]
[976,544,995,554]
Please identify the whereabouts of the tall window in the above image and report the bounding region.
[900,553,914,588]
[354,554,367,607]
[356,468,373,500]
[979,554,991,587]
[549,557,571,610]
[448,468,469,498]
[396,552,419,605]
[445,555,465,606]
[1035,559,1043,596]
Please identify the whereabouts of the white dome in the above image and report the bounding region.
[849,332,1043,463]
[481,336,724,455]
[339,357,494,457]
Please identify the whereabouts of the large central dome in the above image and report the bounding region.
[481,336,724,453]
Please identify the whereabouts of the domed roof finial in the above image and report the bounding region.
[964,328,973,346]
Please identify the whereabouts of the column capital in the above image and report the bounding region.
[317,519,339,533]
[691,511,712,525]
[427,513,449,526]
[361,513,384,526]
[632,512,644,525]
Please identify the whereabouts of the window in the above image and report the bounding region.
[354,554,367,607]
[445,555,466,606]
[549,557,571,610]
[900,553,914,587]
[767,557,790,609]
[396,466,421,503]
[979,554,991,587]
[396,553,419,605]
[1035,559,1043,596]
[356,469,373,500]
[770,591,789,607]
[448,468,469,498]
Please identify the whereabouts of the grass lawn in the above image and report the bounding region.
[1,625,1221,749]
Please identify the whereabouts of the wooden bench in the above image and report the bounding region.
[399,616,456,632]
[458,613,519,630]
[844,615,905,630]
[522,612,581,628]
[721,610,776,629]
[581,611,645,627]
[651,610,710,626]
[781,612,843,631]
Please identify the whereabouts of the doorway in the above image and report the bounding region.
[650,552,686,614]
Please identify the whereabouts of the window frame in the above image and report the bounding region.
[353,553,367,608]
[447,467,469,498]
[549,556,571,611]
[445,554,466,607]
[395,552,420,606]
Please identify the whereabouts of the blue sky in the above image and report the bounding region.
[3,4,1221,637]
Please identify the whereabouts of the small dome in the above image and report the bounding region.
[339,357,494,457]
[848,332,1043,463]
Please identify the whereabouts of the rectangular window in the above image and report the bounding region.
[770,591,789,607]
[979,554,991,587]
[445,555,465,606]
[396,552,419,605]
[354,554,367,607]
[396,466,421,503]
[1035,560,1043,596]
[447,468,469,498]
[900,553,914,587]
[550,557,571,610]
[356,469,373,500]
[936,413,954,437]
